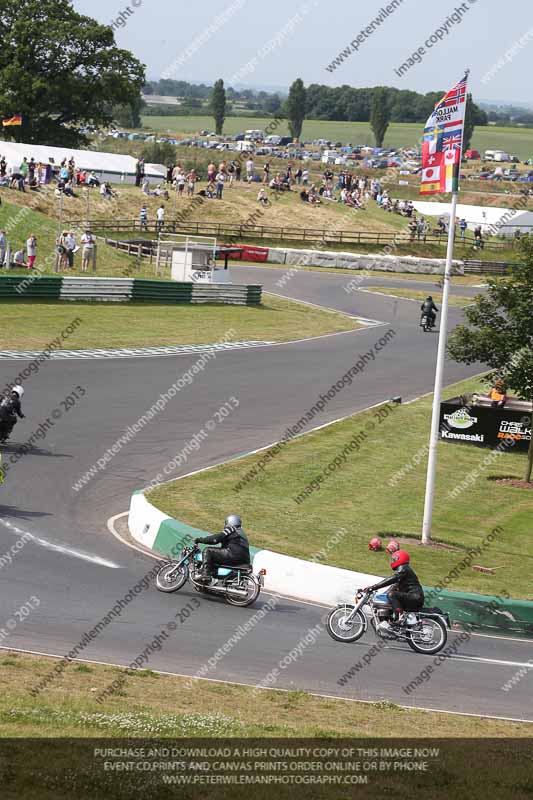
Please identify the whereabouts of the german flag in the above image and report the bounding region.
[2,115,22,127]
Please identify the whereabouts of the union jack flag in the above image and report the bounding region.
[442,133,462,152]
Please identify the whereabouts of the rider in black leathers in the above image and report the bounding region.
[421,296,438,328]
[194,514,251,583]
[365,550,424,625]
[0,386,25,439]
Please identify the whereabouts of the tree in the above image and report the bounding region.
[285,79,306,140]
[463,94,488,153]
[0,0,145,147]
[447,239,533,481]
[113,95,145,128]
[370,88,390,147]
[210,79,226,135]
[141,142,177,166]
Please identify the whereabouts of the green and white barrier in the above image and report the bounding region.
[129,490,533,638]
[0,276,262,306]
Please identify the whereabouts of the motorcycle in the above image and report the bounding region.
[0,418,15,444]
[326,587,449,655]
[155,544,265,608]
[420,313,436,333]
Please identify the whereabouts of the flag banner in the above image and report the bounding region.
[2,115,22,127]
[420,73,468,196]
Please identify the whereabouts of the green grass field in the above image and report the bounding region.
[142,117,533,160]
[149,376,533,600]
[0,295,359,350]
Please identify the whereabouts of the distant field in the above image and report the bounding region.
[141,116,533,159]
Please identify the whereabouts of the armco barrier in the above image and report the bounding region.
[129,490,533,637]
[0,276,262,306]
[0,276,62,299]
[60,277,134,302]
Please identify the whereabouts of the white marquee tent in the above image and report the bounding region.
[412,200,533,236]
[0,141,166,184]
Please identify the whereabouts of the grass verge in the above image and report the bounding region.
[362,287,474,307]
[0,294,360,350]
[0,650,530,738]
[149,376,533,599]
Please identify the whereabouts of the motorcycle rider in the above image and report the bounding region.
[0,385,25,439]
[420,296,438,328]
[194,514,251,584]
[365,550,424,626]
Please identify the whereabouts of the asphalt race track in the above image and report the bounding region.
[1,265,532,721]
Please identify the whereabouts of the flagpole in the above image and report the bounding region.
[421,190,458,544]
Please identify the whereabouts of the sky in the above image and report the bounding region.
[73,0,533,104]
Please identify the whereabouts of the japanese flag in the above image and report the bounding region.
[421,165,442,183]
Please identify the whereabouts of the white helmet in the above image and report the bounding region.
[12,385,24,397]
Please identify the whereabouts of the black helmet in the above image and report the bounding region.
[224,514,242,529]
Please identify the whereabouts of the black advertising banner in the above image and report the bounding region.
[439,399,532,453]
[0,738,532,799]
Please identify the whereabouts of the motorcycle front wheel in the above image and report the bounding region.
[407,616,447,654]
[155,562,188,593]
[225,575,260,607]
[326,605,366,643]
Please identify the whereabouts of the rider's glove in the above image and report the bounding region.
[224,525,237,535]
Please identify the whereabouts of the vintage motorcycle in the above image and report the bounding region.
[420,312,436,333]
[326,587,449,654]
[155,544,265,608]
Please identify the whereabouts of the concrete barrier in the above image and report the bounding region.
[128,490,533,637]
[267,247,464,275]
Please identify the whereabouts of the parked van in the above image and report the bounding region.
[244,130,264,141]
[235,140,255,153]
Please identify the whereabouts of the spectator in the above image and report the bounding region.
[246,157,254,183]
[81,229,96,272]
[19,158,29,182]
[13,248,28,268]
[56,232,68,271]
[64,231,76,269]
[257,188,269,206]
[235,162,242,182]
[207,161,216,183]
[156,205,165,232]
[187,170,197,196]
[0,230,6,268]
[302,168,309,186]
[459,218,468,241]
[215,171,225,200]
[227,163,235,188]
[28,158,35,183]
[10,172,25,192]
[0,156,6,177]
[489,379,507,409]
[263,162,270,184]
[26,234,37,269]
[139,204,148,230]
[474,225,484,250]
[87,171,100,187]
[294,167,302,185]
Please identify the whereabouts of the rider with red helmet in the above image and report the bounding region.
[365,550,424,625]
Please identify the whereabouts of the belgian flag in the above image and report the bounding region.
[2,115,22,127]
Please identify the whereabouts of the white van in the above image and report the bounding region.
[235,140,255,153]
[244,130,264,141]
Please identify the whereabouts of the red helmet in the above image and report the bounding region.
[385,539,400,554]
[391,550,410,570]
[368,536,382,551]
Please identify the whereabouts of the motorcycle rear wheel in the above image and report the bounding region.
[326,606,365,643]
[155,562,188,593]
[225,575,260,607]
[407,616,447,654]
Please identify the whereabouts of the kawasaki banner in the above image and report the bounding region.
[439,399,532,453]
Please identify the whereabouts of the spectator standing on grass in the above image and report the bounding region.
[81,229,96,272]
[19,158,29,182]
[207,161,216,183]
[215,171,225,200]
[227,163,235,188]
[263,162,270,184]
[302,168,309,186]
[459,218,468,241]
[187,169,196,196]
[64,231,76,269]
[474,225,484,250]
[294,167,302,185]
[235,162,242,182]
[0,156,6,177]
[139,204,148,230]
[26,234,37,269]
[156,205,165,232]
[0,230,6,268]
[246,157,254,183]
